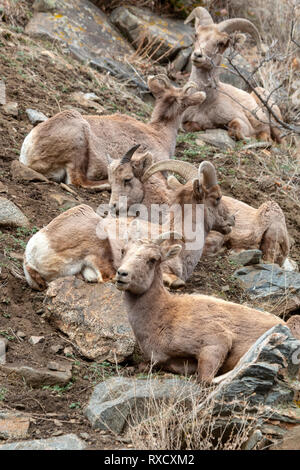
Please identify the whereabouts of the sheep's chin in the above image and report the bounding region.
[115,280,130,291]
[192,58,212,70]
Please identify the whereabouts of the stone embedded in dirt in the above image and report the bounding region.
[0,197,30,228]
[29,336,45,345]
[110,6,193,63]
[84,376,201,434]
[0,411,30,440]
[25,0,133,62]
[196,129,236,150]
[0,433,86,450]
[48,192,78,209]
[45,276,136,362]
[25,108,48,125]
[47,361,71,373]
[10,160,49,183]
[50,344,63,354]
[201,324,300,409]
[229,249,262,266]
[2,101,18,117]
[69,92,104,113]
[0,182,7,194]
[0,339,7,365]
[234,263,300,316]
[0,363,72,387]
[283,257,299,272]
[16,331,26,339]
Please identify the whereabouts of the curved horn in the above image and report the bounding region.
[198,161,218,188]
[218,19,262,49]
[182,81,199,93]
[184,7,214,27]
[120,144,140,165]
[154,231,183,245]
[142,160,198,183]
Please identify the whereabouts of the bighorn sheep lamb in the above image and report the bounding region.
[108,149,235,285]
[20,75,206,189]
[165,169,289,266]
[182,7,282,142]
[115,234,299,383]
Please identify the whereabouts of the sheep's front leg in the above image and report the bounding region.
[196,342,230,384]
[66,167,111,191]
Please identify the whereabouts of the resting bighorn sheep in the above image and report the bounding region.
[23,204,120,290]
[115,234,299,383]
[182,7,282,142]
[20,75,206,189]
[166,169,289,266]
[108,150,234,284]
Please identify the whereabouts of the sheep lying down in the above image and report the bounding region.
[115,234,300,383]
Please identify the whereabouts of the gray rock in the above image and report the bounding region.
[172,47,193,72]
[2,102,18,117]
[0,197,29,228]
[196,129,236,150]
[234,264,300,315]
[33,0,58,12]
[229,249,262,266]
[270,425,300,450]
[110,6,193,63]
[25,0,133,61]
[45,276,136,362]
[25,108,48,125]
[0,363,72,387]
[0,411,30,440]
[11,160,49,183]
[84,376,201,434]
[0,434,86,450]
[29,336,45,345]
[200,324,300,410]
[220,51,254,91]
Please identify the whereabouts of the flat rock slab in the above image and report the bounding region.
[0,433,86,450]
[0,363,72,387]
[25,108,48,125]
[84,376,201,434]
[0,411,30,440]
[196,129,236,150]
[234,263,300,315]
[110,6,193,62]
[201,324,300,411]
[11,160,49,183]
[25,0,133,61]
[229,249,262,266]
[45,276,136,362]
[0,197,30,228]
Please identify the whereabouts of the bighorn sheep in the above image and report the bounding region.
[115,234,299,383]
[166,171,289,266]
[108,150,235,285]
[20,75,206,189]
[182,7,282,142]
[23,204,120,290]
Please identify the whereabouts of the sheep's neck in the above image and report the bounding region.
[148,115,181,157]
[189,66,220,99]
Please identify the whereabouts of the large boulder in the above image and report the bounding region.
[84,376,201,434]
[0,434,86,450]
[234,263,300,316]
[45,276,136,363]
[0,197,30,228]
[25,0,133,61]
[110,6,193,63]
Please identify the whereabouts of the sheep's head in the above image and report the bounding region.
[108,145,153,214]
[142,159,235,235]
[185,7,261,70]
[148,74,206,122]
[115,233,182,295]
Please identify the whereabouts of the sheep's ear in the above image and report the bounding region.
[182,91,206,108]
[193,178,205,201]
[131,152,153,177]
[230,32,246,49]
[148,77,168,97]
[161,243,182,261]
[167,175,182,190]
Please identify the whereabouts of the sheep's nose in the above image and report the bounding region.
[117,269,128,278]
[194,50,203,58]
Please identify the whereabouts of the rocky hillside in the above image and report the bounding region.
[0,0,300,451]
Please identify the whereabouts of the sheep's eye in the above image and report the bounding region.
[215,196,221,205]
[124,178,132,186]
[121,248,125,256]
[148,257,156,265]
